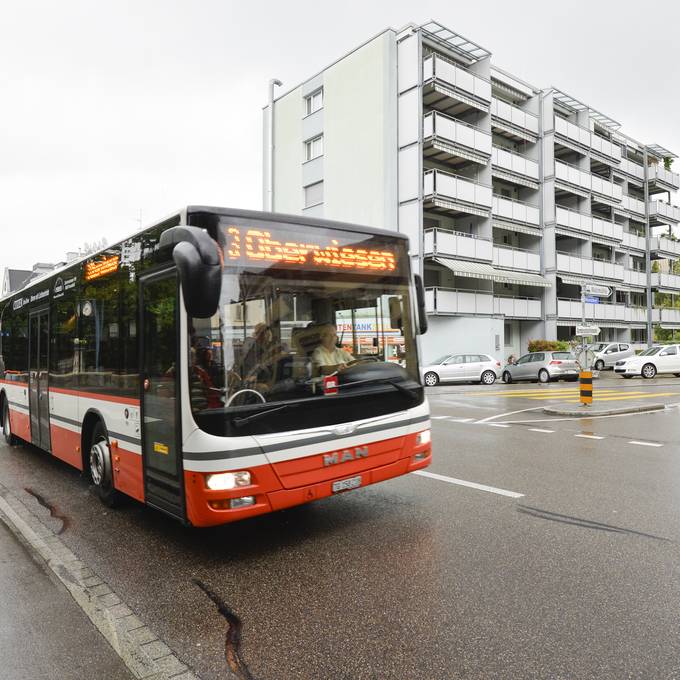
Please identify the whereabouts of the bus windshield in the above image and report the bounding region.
[187,220,421,436]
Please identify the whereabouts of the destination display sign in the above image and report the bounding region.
[84,255,120,281]
[222,226,397,273]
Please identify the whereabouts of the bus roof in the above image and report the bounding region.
[1,207,408,303]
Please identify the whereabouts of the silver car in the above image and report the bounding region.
[502,351,580,384]
[589,342,635,370]
[421,353,502,386]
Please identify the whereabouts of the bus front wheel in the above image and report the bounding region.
[89,422,122,508]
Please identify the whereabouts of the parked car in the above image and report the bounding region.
[589,342,635,370]
[502,351,580,384]
[614,345,680,379]
[421,354,501,386]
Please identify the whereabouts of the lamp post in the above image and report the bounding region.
[266,78,282,212]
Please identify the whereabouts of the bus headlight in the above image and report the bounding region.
[205,471,251,490]
[416,429,431,446]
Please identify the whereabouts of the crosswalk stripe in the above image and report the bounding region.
[628,440,663,448]
[575,434,605,440]
[528,428,554,433]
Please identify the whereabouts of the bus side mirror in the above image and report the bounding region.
[414,274,428,335]
[159,226,222,318]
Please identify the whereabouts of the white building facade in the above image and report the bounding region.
[263,22,680,363]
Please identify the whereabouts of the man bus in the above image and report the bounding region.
[0,207,431,527]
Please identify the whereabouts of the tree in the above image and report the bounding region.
[664,157,674,171]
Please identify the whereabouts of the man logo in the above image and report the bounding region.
[323,446,369,466]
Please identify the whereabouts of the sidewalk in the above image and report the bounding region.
[0,517,133,680]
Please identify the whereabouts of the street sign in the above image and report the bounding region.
[584,296,600,304]
[576,325,601,336]
[584,284,611,298]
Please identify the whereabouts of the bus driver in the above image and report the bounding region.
[311,324,354,375]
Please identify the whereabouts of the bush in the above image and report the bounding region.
[527,339,570,353]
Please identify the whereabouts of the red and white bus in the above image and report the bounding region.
[0,208,431,526]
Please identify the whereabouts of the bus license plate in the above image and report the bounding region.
[332,475,362,493]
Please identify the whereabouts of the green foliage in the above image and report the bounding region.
[652,260,660,273]
[664,157,674,171]
[654,324,674,342]
[527,339,570,352]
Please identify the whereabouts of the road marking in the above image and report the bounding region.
[560,392,679,403]
[475,406,545,423]
[447,417,474,423]
[430,415,450,419]
[574,434,605,440]
[412,470,524,498]
[487,423,510,428]
[528,428,554,433]
[628,440,663,448]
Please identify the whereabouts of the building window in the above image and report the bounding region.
[504,321,513,347]
[304,135,323,162]
[304,181,324,208]
[305,89,323,116]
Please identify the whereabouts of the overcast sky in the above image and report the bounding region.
[2,0,679,277]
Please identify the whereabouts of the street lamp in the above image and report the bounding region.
[266,78,283,212]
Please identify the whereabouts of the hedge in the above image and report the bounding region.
[527,340,571,352]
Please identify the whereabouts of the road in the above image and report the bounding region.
[1,374,679,679]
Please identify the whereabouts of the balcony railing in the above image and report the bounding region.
[423,54,491,110]
[423,228,492,261]
[590,174,622,202]
[621,194,645,216]
[492,195,540,227]
[492,244,540,272]
[649,200,680,224]
[557,298,626,321]
[423,169,493,215]
[423,111,492,161]
[625,307,650,323]
[555,159,591,193]
[623,268,648,287]
[590,134,621,164]
[425,287,494,315]
[491,146,539,182]
[556,252,624,280]
[490,97,539,140]
[555,206,623,242]
[651,235,680,257]
[648,164,680,190]
[622,232,646,251]
[493,295,542,319]
[658,307,680,324]
[553,118,621,164]
[652,272,680,290]
[617,158,645,181]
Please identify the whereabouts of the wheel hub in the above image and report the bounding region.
[90,441,108,486]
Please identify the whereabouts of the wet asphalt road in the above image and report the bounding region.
[1,374,680,679]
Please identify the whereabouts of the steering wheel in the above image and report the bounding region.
[226,388,266,407]
[348,357,380,366]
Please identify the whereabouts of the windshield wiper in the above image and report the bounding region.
[232,403,300,428]
[339,377,420,400]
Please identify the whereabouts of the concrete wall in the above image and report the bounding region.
[421,316,504,364]
[272,86,303,215]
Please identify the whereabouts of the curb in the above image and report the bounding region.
[542,403,666,417]
[0,483,205,680]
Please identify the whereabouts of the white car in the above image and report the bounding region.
[614,344,680,379]
[421,353,502,386]
[589,342,635,370]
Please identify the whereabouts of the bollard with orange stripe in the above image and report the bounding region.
[579,371,593,406]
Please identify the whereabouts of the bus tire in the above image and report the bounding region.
[89,421,122,508]
[2,399,19,446]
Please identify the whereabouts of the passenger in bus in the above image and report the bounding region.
[311,323,354,375]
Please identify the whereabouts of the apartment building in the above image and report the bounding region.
[262,21,680,362]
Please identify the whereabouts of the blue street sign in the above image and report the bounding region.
[585,296,600,304]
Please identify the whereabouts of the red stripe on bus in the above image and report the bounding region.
[111,445,145,503]
[50,423,83,470]
[8,408,31,442]
[0,379,28,387]
[48,386,140,406]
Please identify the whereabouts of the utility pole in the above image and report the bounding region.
[266,78,282,212]
[643,147,653,347]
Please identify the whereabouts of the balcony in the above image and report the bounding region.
[425,287,493,315]
[557,298,626,322]
[647,164,680,193]
[649,200,680,226]
[555,160,591,197]
[423,54,491,113]
[615,158,645,182]
[554,117,590,153]
[423,228,492,261]
[622,232,646,252]
[490,97,539,143]
[652,272,680,291]
[658,308,680,325]
[623,268,648,288]
[620,194,645,217]
[492,195,540,230]
[493,295,542,319]
[651,235,680,258]
[555,206,623,243]
[625,307,650,324]
[423,169,492,217]
[590,135,621,165]
[423,111,491,166]
[492,245,540,272]
[556,252,624,281]
[491,146,539,188]
[590,174,622,204]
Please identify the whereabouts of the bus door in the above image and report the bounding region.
[140,270,185,521]
[28,309,51,450]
